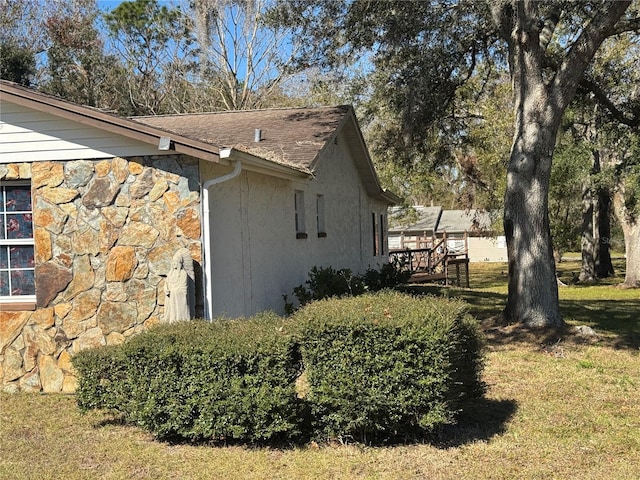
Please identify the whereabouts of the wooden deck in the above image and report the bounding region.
[389,234,470,287]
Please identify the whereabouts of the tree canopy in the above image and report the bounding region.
[270,0,640,326]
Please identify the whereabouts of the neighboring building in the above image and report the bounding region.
[387,205,442,250]
[389,206,506,262]
[0,80,397,392]
[436,209,506,262]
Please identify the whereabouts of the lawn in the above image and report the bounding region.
[1,261,639,480]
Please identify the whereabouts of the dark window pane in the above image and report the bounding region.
[11,269,35,296]
[0,246,7,268]
[0,216,5,239]
[5,214,33,239]
[5,186,31,211]
[10,245,35,268]
[0,271,9,296]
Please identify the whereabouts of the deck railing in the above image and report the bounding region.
[389,232,470,287]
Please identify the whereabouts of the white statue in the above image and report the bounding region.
[164,248,194,322]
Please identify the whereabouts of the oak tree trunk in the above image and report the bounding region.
[501,3,564,327]
[503,119,563,327]
[579,181,597,283]
[595,188,615,278]
[613,190,640,288]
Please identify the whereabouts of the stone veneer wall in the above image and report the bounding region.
[0,155,202,393]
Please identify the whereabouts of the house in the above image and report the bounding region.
[0,80,398,393]
[389,206,506,263]
[387,205,442,250]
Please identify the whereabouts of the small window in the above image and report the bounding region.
[316,194,326,237]
[379,213,385,255]
[295,190,307,239]
[1,182,35,302]
[372,212,379,256]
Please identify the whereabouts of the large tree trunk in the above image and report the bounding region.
[595,188,615,278]
[580,149,614,282]
[579,180,597,283]
[500,3,564,328]
[613,189,640,288]
[503,118,563,327]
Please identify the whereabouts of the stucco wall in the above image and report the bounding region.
[204,131,389,318]
[0,156,201,393]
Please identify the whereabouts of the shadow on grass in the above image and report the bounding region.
[89,398,518,450]
[561,299,640,349]
[401,284,640,350]
[430,398,518,449]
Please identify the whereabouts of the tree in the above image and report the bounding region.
[187,0,304,110]
[270,0,640,327]
[0,42,36,85]
[549,130,591,263]
[0,0,50,86]
[41,0,123,109]
[103,0,198,115]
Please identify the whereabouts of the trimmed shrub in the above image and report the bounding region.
[73,314,304,444]
[287,262,410,314]
[293,291,485,443]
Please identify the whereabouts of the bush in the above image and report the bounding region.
[287,262,410,314]
[74,293,485,446]
[73,314,304,444]
[293,291,485,443]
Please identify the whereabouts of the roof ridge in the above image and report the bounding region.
[132,105,351,120]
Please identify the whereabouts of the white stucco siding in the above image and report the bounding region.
[203,132,390,318]
[0,100,162,162]
[310,133,388,272]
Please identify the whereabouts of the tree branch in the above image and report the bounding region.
[552,1,632,112]
[609,16,640,36]
[539,5,561,53]
[579,77,640,127]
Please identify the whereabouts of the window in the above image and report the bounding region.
[316,194,326,237]
[372,212,379,256]
[295,190,307,239]
[379,213,385,255]
[0,182,35,302]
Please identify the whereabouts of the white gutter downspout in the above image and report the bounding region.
[202,148,242,320]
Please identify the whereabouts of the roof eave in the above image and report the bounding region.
[223,148,311,180]
[1,80,223,164]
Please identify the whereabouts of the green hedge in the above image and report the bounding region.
[73,314,304,443]
[293,291,485,442]
[73,292,485,445]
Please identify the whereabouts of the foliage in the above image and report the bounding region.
[0,42,36,86]
[41,0,122,109]
[102,0,197,115]
[293,291,485,443]
[286,263,411,314]
[549,132,592,257]
[73,314,304,444]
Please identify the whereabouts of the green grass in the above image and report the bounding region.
[1,261,639,479]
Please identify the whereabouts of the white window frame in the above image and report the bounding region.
[0,181,36,304]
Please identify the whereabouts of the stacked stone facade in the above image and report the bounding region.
[0,155,202,393]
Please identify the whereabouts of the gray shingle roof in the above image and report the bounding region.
[132,106,351,173]
[389,206,442,233]
[436,209,494,234]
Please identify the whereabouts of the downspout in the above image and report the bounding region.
[202,148,242,320]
